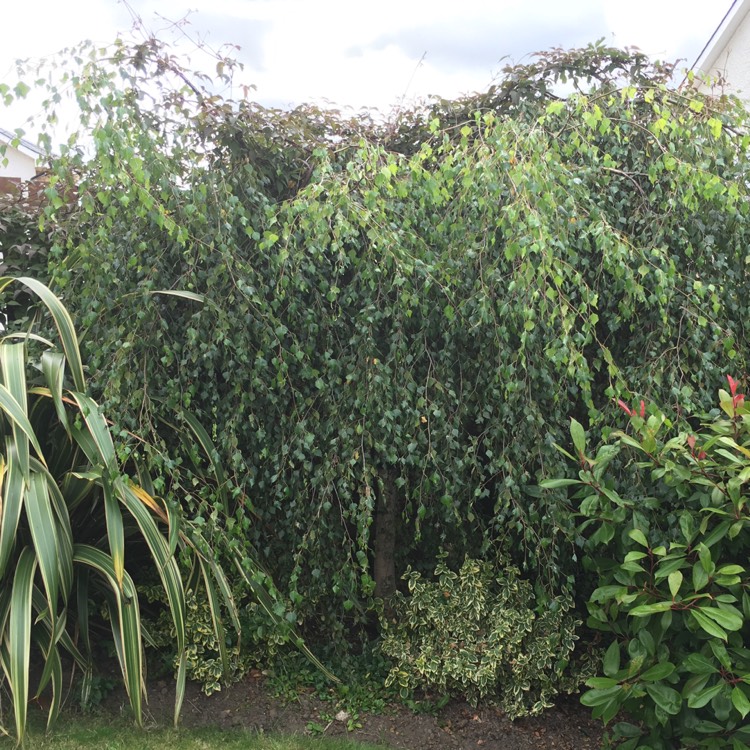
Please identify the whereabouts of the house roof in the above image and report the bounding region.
[0,127,45,159]
[690,0,750,79]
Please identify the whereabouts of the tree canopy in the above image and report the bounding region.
[2,37,749,639]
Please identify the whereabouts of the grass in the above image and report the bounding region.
[0,715,388,750]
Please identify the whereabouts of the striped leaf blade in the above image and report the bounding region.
[0,446,24,579]
[69,393,117,474]
[72,544,143,726]
[9,277,86,392]
[149,290,205,304]
[199,556,231,684]
[0,344,31,480]
[30,587,66,732]
[102,476,125,590]
[41,351,69,433]
[31,458,74,600]
[0,384,45,473]
[8,547,37,743]
[180,411,229,514]
[117,479,187,725]
[233,558,338,682]
[25,473,61,624]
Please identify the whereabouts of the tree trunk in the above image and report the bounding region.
[373,468,398,606]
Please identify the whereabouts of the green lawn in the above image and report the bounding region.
[0,717,388,750]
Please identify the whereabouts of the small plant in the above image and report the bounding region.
[143,587,245,695]
[380,556,589,718]
[544,378,750,748]
[80,675,118,712]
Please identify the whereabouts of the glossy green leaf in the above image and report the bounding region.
[683,652,718,675]
[645,682,681,715]
[603,640,620,677]
[570,418,586,455]
[581,684,623,707]
[731,686,750,719]
[697,606,743,632]
[628,528,648,547]
[629,601,673,617]
[687,681,725,709]
[690,609,727,640]
[668,570,682,599]
[639,661,675,681]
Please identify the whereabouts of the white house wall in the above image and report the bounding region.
[0,146,37,180]
[697,3,750,100]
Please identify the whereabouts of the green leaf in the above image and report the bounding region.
[628,528,649,547]
[630,601,673,617]
[2,277,86,391]
[0,383,46,470]
[586,676,619,689]
[179,411,229,516]
[693,561,709,592]
[102,476,125,590]
[697,606,743,632]
[581,684,622,706]
[570,418,586,455]
[25,473,62,619]
[624,551,647,562]
[645,682,681,715]
[687,682,724,709]
[698,543,713,573]
[148,289,205,304]
[691,608,727,640]
[73,545,143,727]
[9,547,37,742]
[41,351,69,433]
[613,721,642,739]
[116,479,187,725]
[639,662,675,681]
[69,392,117,474]
[0,451,24,579]
[539,478,582,489]
[717,565,745,576]
[683,653,718,675]
[732,686,750,719]
[668,570,683,599]
[603,640,620,677]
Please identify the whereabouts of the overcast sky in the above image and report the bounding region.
[0,0,733,128]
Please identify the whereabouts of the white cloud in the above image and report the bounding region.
[0,0,730,128]
[605,0,727,64]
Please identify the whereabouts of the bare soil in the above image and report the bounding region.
[108,673,605,750]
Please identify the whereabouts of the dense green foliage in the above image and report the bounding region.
[380,556,590,718]
[3,36,750,718]
[548,383,750,748]
[0,190,51,326]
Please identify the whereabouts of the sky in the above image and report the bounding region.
[0,0,734,131]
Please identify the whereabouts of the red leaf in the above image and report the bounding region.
[616,399,634,417]
[727,375,738,396]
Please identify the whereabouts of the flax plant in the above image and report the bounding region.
[0,277,239,745]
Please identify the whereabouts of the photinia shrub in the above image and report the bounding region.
[543,376,750,748]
